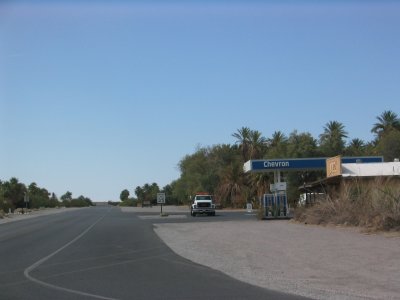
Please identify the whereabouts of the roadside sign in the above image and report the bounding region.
[246,203,252,213]
[157,193,166,204]
[326,155,342,178]
[270,182,287,192]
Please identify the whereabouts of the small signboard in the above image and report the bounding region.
[157,193,166,204]
[326,155,342,178]
[270,182,287,192]
[246,203,253,213]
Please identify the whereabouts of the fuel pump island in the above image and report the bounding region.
[243,156,383,219]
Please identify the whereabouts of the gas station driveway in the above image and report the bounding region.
[122,205,257,224]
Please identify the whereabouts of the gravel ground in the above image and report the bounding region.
[154,219,400,300]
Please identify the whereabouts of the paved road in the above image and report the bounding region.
[0,206,308,300]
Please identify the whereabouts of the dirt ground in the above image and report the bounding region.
[154,219,400,300]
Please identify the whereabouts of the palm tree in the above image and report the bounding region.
[217,163,247,208]
[232,127,251,161]
[248,130,266,160]
[345,138,366,156]
[266,131,288,158]
[268,131,287,148]
[319,121,348,156]
[248,173,271,205]
[371,110,400,138]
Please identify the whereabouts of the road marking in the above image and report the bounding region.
[34,252,172,282]
[24,209,118,300]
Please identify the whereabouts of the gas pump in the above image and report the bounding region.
[262,170,288,218]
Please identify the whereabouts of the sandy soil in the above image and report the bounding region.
[154,219,400,300]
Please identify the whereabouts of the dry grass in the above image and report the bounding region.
[294,177,400,231]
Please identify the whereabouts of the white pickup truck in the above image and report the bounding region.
[190,193,216,217]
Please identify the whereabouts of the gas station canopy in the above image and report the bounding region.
[244,156,383,173]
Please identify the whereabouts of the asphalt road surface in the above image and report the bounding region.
[0,206,308,300]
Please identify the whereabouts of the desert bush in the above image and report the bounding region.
[294,177,400,231]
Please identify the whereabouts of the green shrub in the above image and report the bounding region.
[119,199,138,207]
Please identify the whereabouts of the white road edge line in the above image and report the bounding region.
[24,209,118,300]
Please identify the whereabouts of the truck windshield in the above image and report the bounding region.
[197,196,212,200]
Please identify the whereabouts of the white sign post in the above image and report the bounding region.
[157,193,166,215]
[246,203,253,213]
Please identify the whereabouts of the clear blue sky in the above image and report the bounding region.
[1,0,399,201]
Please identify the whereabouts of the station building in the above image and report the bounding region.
[299,156,400,206]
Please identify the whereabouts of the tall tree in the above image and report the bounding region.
[135,183,160,204]
[178,147,217,195]
[49,193,59,208]
[345,138,366,156]
[28,182,50,208]
[248,130,266,160]
[120,189,130,201]
[371,110,400,139]
[232,127,251,161]
[376,129,400,161]
[135,186,144,200]
[319,121,348,156]
[162,184,177,205]
[209,144,240,168]
[149,183,160,202]
[248,173,271,204]
[217,162,247,208]
[266,131,288,158]
[61,191,72,202]
[3,177,26,208]
[0,180,13,212]
[287,130,318,158]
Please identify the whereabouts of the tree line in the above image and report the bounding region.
[117,182,177,207]
[122,110,400,208]
[2,110,398,211]
[0,178,93,213]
